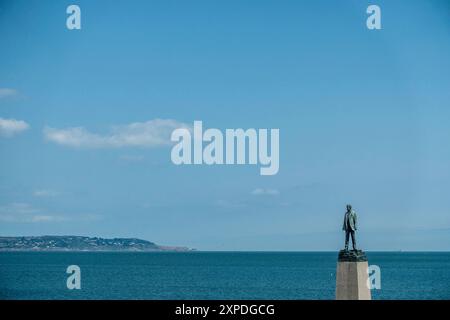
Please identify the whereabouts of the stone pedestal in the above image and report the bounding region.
[335,250,371,300]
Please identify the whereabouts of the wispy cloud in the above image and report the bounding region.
[0,203,100,223]
[216,199,247,208]
[44,119,190,148]
[33,189,60,197]
[119,155,145,162]
[0,88,18,99]
[0,203,64,223]
[251,188,280,196]
[29,215,69,223]
[0,118,29,137]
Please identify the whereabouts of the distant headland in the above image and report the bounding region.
[0,236,193,252]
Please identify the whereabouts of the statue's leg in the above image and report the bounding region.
[345,231,349,250]
[351,231,356,250]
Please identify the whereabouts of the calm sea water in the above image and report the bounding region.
[1,252,449,300]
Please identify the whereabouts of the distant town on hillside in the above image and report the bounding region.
[0,236,192,252]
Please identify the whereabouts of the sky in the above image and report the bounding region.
[0,0,449,250]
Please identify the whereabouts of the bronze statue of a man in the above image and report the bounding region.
[342,204,357,251]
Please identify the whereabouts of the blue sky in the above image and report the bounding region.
[0,0,449,250]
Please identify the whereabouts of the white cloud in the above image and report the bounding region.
[119,155,145,162]
[0,203,38,215]
[0,203,62,223]
[0,202,100,223]
[0,118,29,137]
[44,118,190,148]
[0,88,18,99]
[33,189,60,197]
[29,215,68,222]
[251,188,280,196]
[216,199,246,208]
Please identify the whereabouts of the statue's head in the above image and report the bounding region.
[346,204,352,212]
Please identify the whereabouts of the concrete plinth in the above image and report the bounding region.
[335,250,371,300]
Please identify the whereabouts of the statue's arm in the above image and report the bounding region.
[354,213,358,230]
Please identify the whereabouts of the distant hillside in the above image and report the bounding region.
[0,236,192,252]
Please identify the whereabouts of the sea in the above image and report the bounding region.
[1,252,449,300]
